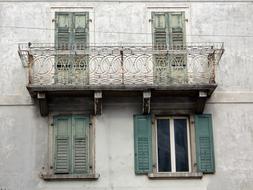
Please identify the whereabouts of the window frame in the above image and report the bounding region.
[154,116,192,173]
[150,114,202,178]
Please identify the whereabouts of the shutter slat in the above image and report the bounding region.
[195,114,215,174]
[134,115,152,174]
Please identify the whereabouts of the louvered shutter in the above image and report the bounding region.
[168,12,187,82]
[195,114,215,173]
[54,116,72,174]
[72,115,89,174]
[55,12,71,49]
[152,13,168,84]
[134,115,152,174]
[72,13,89,85]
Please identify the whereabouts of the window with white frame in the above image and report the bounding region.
[155,117,191,173]
[133,114,215,177]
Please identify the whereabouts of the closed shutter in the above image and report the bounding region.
[72,115,89,174]
[55,12,89,84]
[72,13,89,84]
[168,12,187,80]
[195,114,215,173]
[54,116,72,174]
[152,12,186,84]
[152,13,168,84]
[134,115,152,174]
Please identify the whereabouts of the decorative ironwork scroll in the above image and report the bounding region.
[18,43,224,86]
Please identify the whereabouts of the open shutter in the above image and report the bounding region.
[195,114,215,173]
[134,115,152,174]
[54,116,72,174]
[72,115,89,174]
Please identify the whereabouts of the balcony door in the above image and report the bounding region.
[55,12,89,85]
[152,12,187,85]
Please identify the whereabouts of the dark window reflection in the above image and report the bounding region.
[157,119,171,172]
[174,119,189,172]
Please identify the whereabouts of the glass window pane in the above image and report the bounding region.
[157,119,171,172]
[174,119,189,172]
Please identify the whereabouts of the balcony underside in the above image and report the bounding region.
[28,83,216,117]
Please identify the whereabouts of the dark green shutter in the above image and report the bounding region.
[54,116,72,174]
[195,114,215,173]
[72,116,89,174]
[134,115,152,174]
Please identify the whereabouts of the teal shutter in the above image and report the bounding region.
[195,114,215,173]
[54,116,72,174]
[134,115,152,174]
[72,116,89,174]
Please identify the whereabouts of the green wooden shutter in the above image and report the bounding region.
[72,115,89,174]
[54,116,72,174]
[134,115,152,174]
[152,13,168,84]
[55,12,72,49]
[195,114,215,173]
[168,12,185,48]
[72,13,89,85]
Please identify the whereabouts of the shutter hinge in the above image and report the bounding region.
[51,123,54,126]
[89,19,92,23]
[89,122,92,127]
[185,18,188,22]
[149,19,153,22]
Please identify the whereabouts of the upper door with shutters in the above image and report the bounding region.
[55,12,89,49]
[152,12,187,84]
[55,12,89,85]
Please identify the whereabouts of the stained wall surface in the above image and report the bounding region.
[0,1,253,190]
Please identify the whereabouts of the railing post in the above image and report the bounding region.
[120,48,124,85]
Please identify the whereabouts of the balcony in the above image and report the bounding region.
[18,43,224,116]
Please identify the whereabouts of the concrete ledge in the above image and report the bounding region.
[148,172,203,179]
[41,173,100,181]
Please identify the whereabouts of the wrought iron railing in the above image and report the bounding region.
[18,43,224,87]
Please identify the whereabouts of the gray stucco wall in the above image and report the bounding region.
[0,1,253,190]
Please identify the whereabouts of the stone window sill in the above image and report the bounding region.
[148,172,203,179]
[41,173,100,181]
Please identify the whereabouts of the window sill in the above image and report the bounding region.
[41,173,100,181]
[148,172,203,179]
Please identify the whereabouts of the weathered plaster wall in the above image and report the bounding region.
[0,1,253,190]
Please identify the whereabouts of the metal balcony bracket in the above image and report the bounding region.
[37,92,49,117]
[143,91,151,114]
[94,91,102,115]
[196,91,208,114]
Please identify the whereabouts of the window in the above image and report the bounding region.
[134,114,215,178]
[41,115,97,180]
[156,117,190,173]
[152,12,187,84]
[55,12,89,85]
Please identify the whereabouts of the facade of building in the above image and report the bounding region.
[0,1,253,190]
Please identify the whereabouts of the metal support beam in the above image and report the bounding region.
[37,92,48,117]
[94,91,102,115]
[196,91,208,114]
[143,91,151,114]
